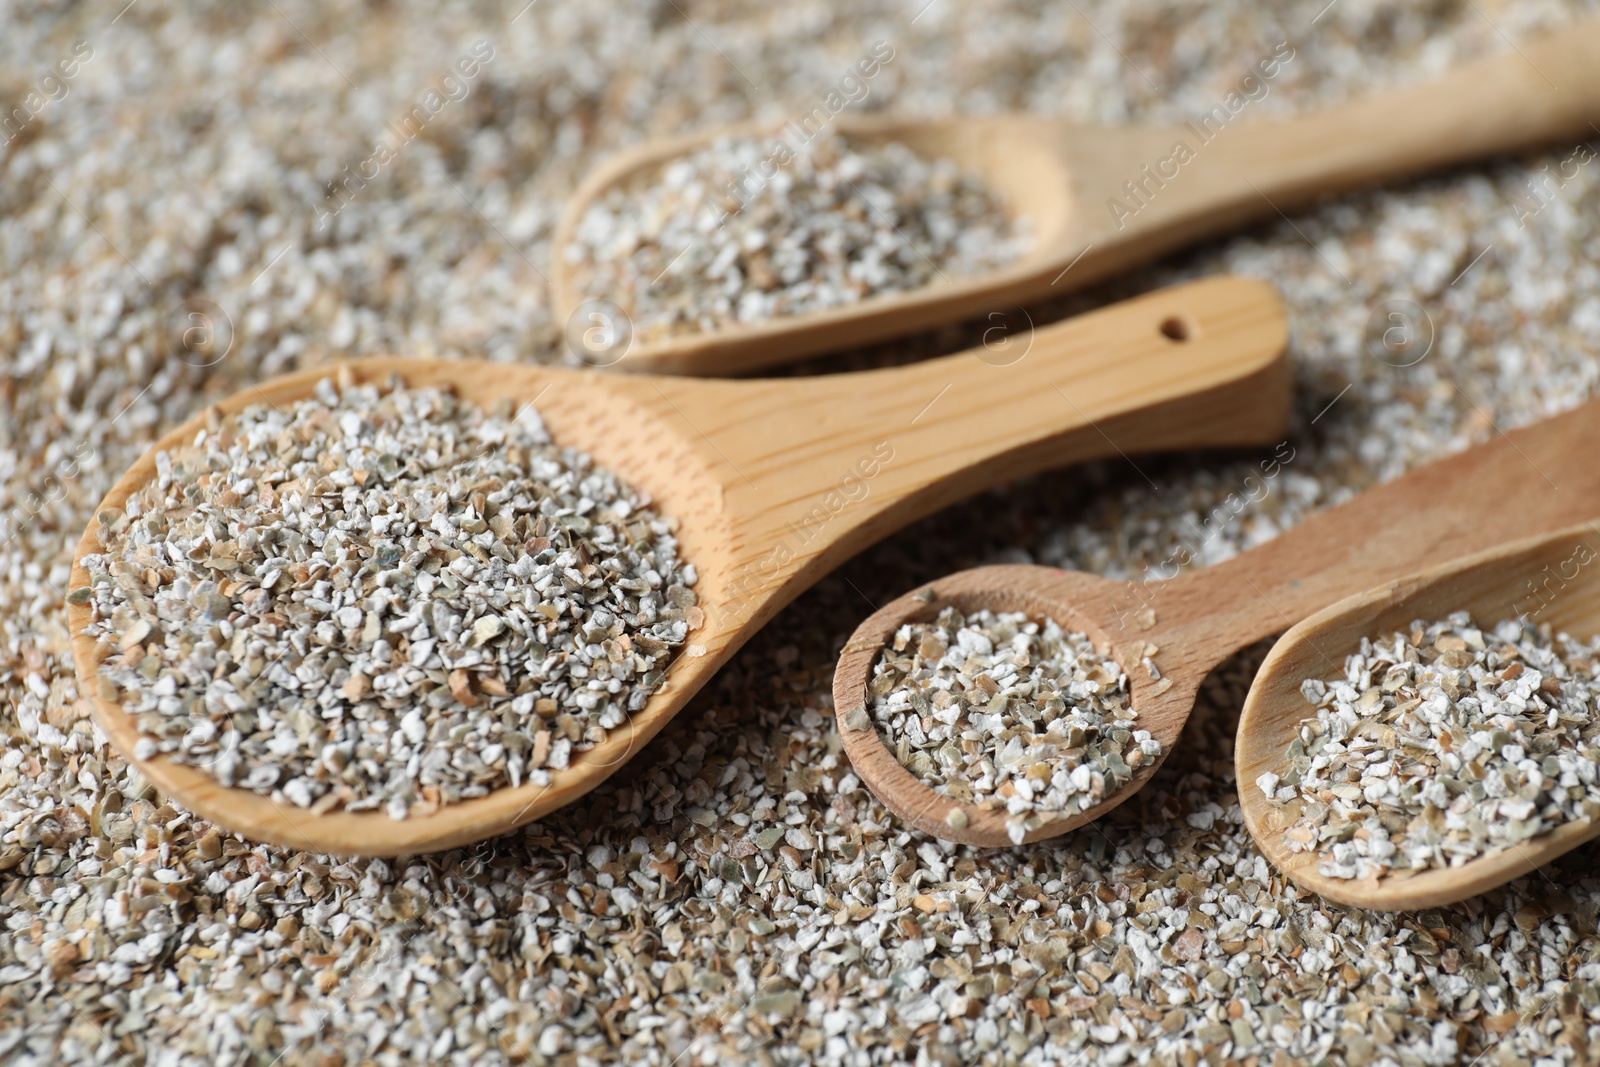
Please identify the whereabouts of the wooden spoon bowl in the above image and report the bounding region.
[69,276,1290,856]
[1238,525,1600,911]
[550,113,1076,374]
[834,397,1600,848]
[554,21,1600,375]
[834,565,1182,845]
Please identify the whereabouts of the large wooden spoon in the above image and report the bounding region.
[833,396,1600,848]
[68,276,1289,856]
[1238,525,1600,910]
[554,20,1600,375]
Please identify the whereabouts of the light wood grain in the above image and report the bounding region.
[68,276,1290,856]
[1238,526,1600,910]
[834,395,1600,851]
[553,19,1600,375]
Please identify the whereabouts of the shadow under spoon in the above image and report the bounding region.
[69,276,1288,856]
[553,19,1600,375]
[833,398,1600,849]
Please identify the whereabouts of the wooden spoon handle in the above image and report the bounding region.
[1177,400,1600,662]
[649,276,1290,627]
[1230,23,1600,209]
[1096,22,1600,257]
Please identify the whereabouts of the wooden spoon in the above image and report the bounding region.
[68,276,1290,856]
[1237,524,1600,911]
[834,395,1600,849]
[554,20,1600,375]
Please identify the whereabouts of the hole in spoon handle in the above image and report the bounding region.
[1159,315,1197,342]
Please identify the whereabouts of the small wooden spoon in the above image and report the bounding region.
[554,20,1600,375]
[834,395,1600,848]
[69,276,1290,856]
[1238,525,1600,911]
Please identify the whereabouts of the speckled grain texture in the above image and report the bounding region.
[2,1,1599,1064]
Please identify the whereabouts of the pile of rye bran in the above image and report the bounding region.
[2,1,1597,1063]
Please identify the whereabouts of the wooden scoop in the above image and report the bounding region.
[1238,525,1600,910]
[834,395,1600,849]
[554,20,1600,375]
[68,276,1289,856]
